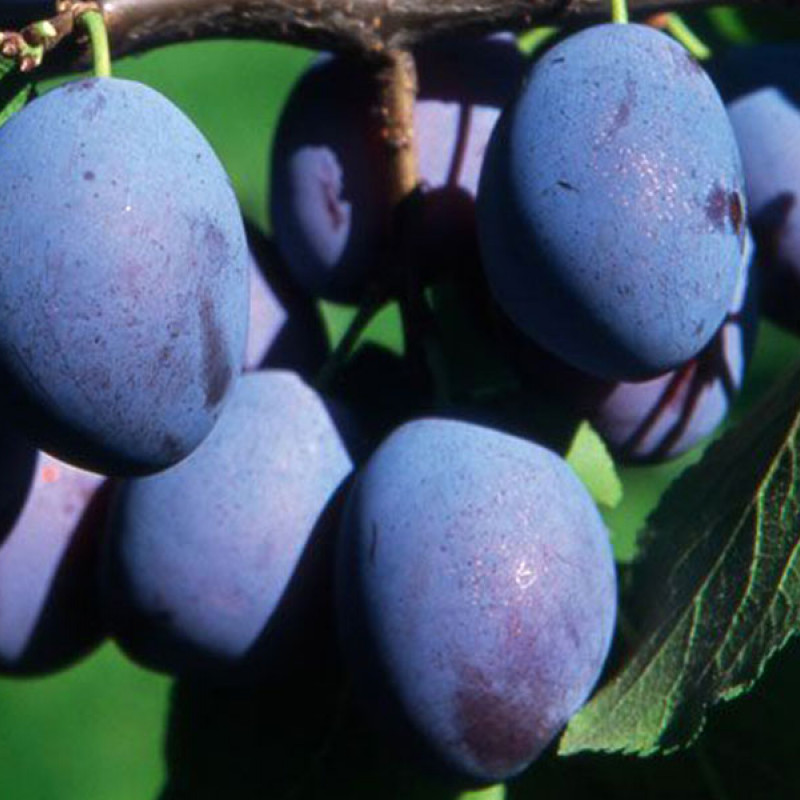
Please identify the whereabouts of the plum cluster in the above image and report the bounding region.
[1,17,794,791]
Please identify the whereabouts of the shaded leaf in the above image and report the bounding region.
[0,57,31,128]
[320,300,404,356]
[459,785,506,800]
[427,281,517,404]
[560,364,800,756]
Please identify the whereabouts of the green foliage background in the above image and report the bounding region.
[2,8,800,799]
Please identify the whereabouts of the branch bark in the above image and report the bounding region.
[98,0,780,59]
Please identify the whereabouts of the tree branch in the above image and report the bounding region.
[98,0,779,59]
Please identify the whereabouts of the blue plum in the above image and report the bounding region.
[102,370,352,680]
[269,35,525,300]
[713,45,800,333]
[338,418,617,785]
[478,23,746,381]
[0,77,248,475]
[0,424,107,674]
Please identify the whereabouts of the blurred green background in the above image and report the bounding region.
[2,8,800,799]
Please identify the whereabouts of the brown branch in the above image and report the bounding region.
[376,49,419,206]
[95,0,783,60]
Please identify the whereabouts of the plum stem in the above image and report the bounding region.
[611,0,629,24]
[77,9,111,77]
[666,14,712,60]
[316,287,388,392]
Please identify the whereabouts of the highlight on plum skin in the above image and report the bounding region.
[0,425,108,675]
[101,370,353,682]
[337,418,617,786]
[269,35,526,301]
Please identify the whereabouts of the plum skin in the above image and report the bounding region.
[568,235,759,462]
[0,77,249,476]
[478,23,746,381]
[102,370,353,680]
[338,418,617,786]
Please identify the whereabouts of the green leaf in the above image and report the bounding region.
[0,57,32,129]
[560,363,800,756]
[319,300,404,356]
[518,26,558,55]
[565,421,623,510]
[704,8,758,44]
[458,785,506,800]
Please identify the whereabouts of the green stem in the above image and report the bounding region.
[77,10,111,78]
[611,0,629,25]
[398,294,452,411]
[316,288,386,392]
[666,14,712,60]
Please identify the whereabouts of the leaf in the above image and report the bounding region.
[560,363,800,756]
[517,27,558,55]
[458,786,506,800]
[319,300,404,356]
[704,8,758,44]
[565,421,623,510]
[0,56,32,129]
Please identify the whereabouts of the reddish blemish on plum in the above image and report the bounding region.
[705,184,743,234]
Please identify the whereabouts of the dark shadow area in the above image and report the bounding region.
[161,664,343,800]
[0,424,37,545]
[0,4,54,28]
[244,222,329,378]
[709,44,800,105]
[161,676,466,800]
[289,693,466,800]
[508,634,800,800]
[326,344,433,457]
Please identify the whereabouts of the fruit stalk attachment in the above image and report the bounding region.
[612,0,629,24]
[76,8,111,78]
[665,14,711,59]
